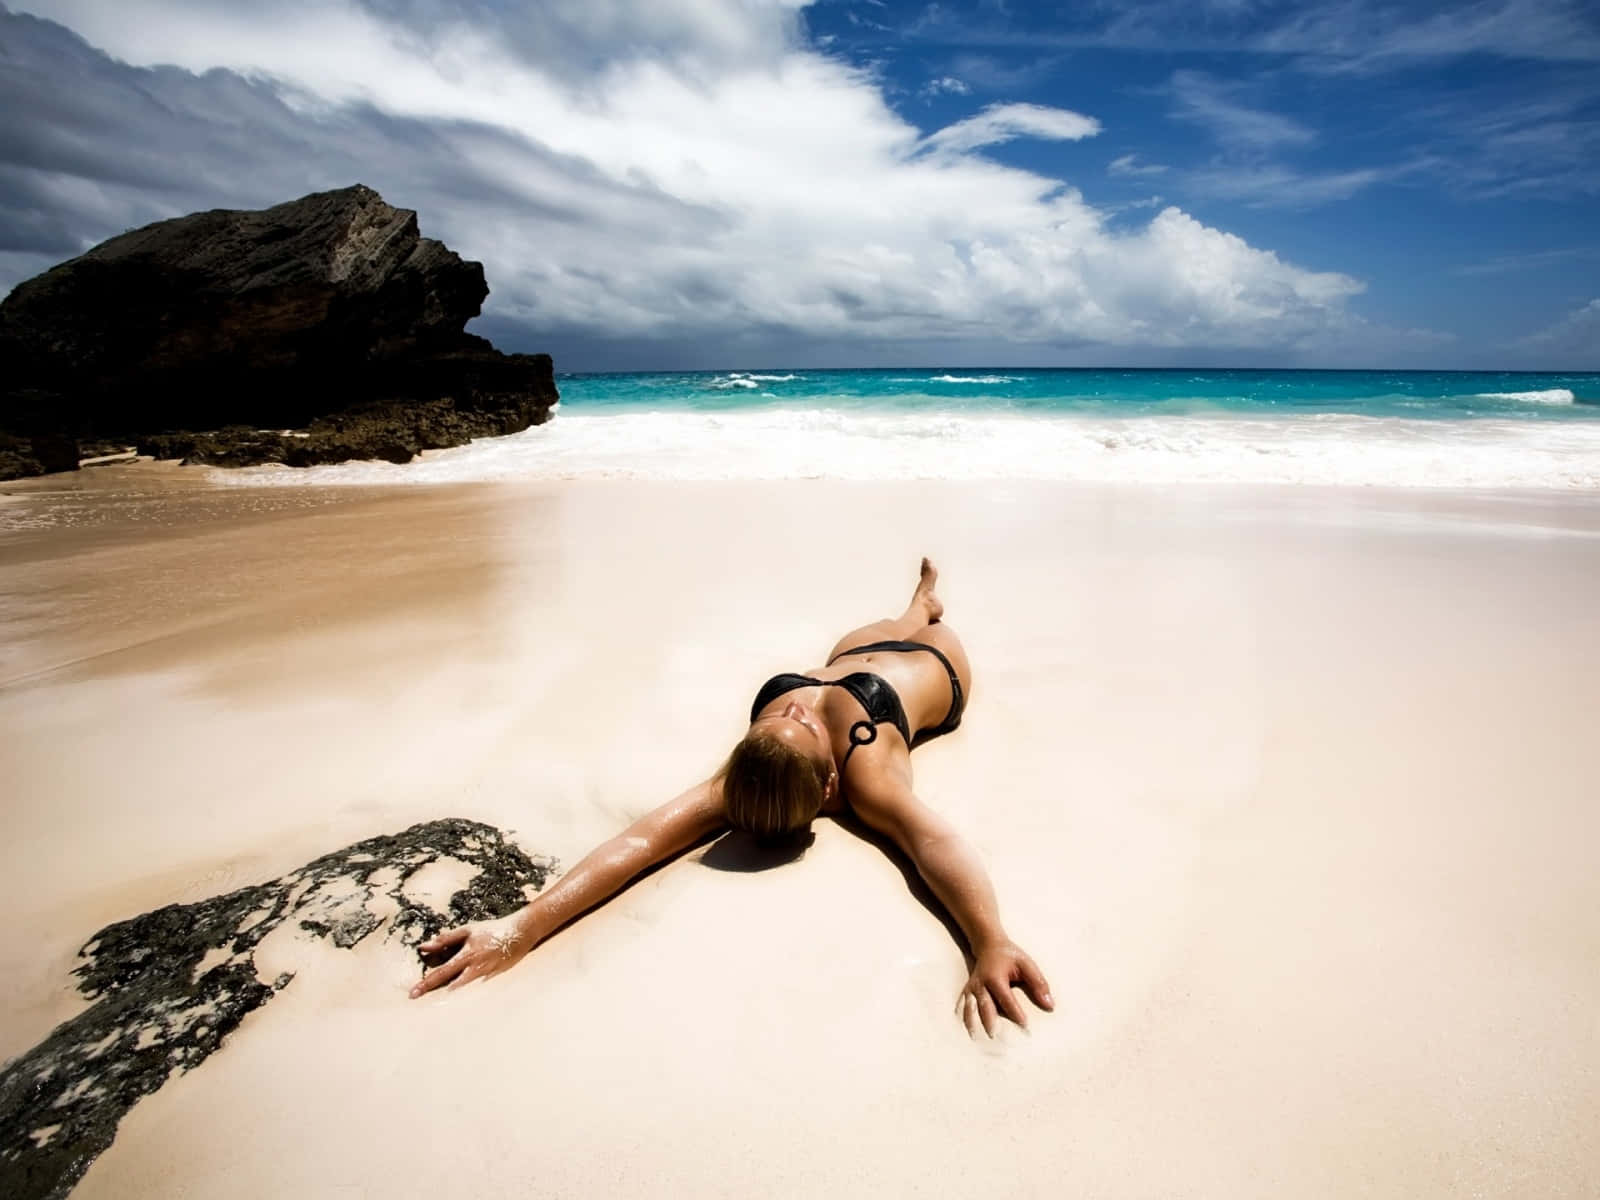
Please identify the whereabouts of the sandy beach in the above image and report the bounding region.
[2,463,1598,1198]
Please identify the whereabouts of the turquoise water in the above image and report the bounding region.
[557,368,1600,421]
[178,367,1600,488]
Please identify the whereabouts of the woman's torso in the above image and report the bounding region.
[750,633,970,805]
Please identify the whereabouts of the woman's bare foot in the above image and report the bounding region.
[914,557,944,623]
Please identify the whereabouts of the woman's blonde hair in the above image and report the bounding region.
[719,729,828,841]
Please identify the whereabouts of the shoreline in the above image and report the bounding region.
[2,469,1596,1198]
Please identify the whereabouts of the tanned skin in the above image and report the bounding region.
[410,559,1053,1038]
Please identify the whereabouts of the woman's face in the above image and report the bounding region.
[753,699,834,778]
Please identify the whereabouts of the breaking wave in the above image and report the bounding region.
[208,408,1600,490]
[1474,389,1575,405]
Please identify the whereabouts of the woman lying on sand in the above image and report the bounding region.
[410,559,1052,1036]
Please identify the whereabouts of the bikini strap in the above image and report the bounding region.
[839,719,877,770]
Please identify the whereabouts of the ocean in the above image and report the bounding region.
[229,368,1600,489]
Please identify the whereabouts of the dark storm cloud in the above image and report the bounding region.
[0,11,328,201]
[0,3,728,326]
[0,166,83,252]
[0,9,371,269]
[2,2,1407,368]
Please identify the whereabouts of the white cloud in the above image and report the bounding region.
[919,75,971,98]
[1454,247,1600,276]
[1108,153,1167,177]
[944,0,1600,67]
[9,0,1369,357]
[1264,0,1600,71]
[1518,298,1600,356]
[1168,69,1314,150]
[921,101,1101,154]
[1182,163,1393,208]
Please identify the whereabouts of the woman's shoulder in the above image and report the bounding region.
[837,738,913,804]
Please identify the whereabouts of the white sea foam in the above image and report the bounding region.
[715,372,798,385]
[927,374,1020,384]
[206,409,1600,490]
[1475,389,1576,405]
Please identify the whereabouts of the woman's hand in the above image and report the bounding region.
[409,913,534,998]
[957,941,1053,1037]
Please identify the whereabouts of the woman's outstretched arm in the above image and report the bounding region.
[409,778,726,997]
[848,761,1053,1037]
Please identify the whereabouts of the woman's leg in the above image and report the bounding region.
[826,558,943,663]
[902,619,973,720]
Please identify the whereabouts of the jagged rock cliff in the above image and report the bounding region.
[0,186,557,479]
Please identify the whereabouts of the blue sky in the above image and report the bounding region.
[2,1,1596,369]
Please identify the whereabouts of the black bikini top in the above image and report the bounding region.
[749,671,912,765]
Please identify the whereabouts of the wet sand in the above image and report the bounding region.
[2,464,1598,1197]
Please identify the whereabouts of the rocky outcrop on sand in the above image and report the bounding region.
[0,820,556,1200]
[0,186,557,480]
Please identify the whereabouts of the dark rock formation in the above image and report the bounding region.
[0,820,556,1200]
[0,432,78,479]
[0,186,557,480]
